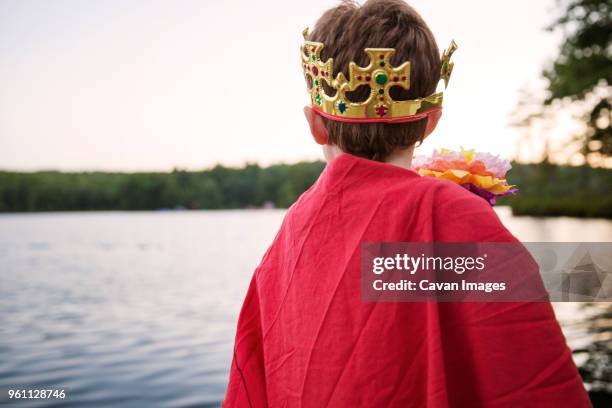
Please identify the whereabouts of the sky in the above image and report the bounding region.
[0,0,563,171]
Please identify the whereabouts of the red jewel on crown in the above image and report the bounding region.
[375,104,388,117]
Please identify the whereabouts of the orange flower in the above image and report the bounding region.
[424,159,494,177]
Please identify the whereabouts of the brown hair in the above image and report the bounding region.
[308,0,441,161]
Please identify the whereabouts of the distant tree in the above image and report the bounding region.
[544,0,612,163]
[510,0,611,165]
[543,0,611,162]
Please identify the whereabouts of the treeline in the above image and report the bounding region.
[0,162,325,212]
[504,163,612,218]
[0,161,610,218]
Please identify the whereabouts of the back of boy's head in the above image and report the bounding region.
[308,0,440,161]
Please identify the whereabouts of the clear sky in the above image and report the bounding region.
[0,0,561,171]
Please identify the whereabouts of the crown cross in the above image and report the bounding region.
[440,40,458,88]
[342,49,411,117]
[301,29,334,108]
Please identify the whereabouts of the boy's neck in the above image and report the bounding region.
[384,146,416,170]
[323,144,415,170]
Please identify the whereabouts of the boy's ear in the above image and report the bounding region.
[303,106,329,145]
[423,109,442,140]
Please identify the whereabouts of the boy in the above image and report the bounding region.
[224,0,590,406]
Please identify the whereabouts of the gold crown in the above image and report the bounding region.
[301,28,457,123]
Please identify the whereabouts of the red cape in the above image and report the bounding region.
[224,153,590,407]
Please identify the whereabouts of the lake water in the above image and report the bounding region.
[0,208,611,407]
